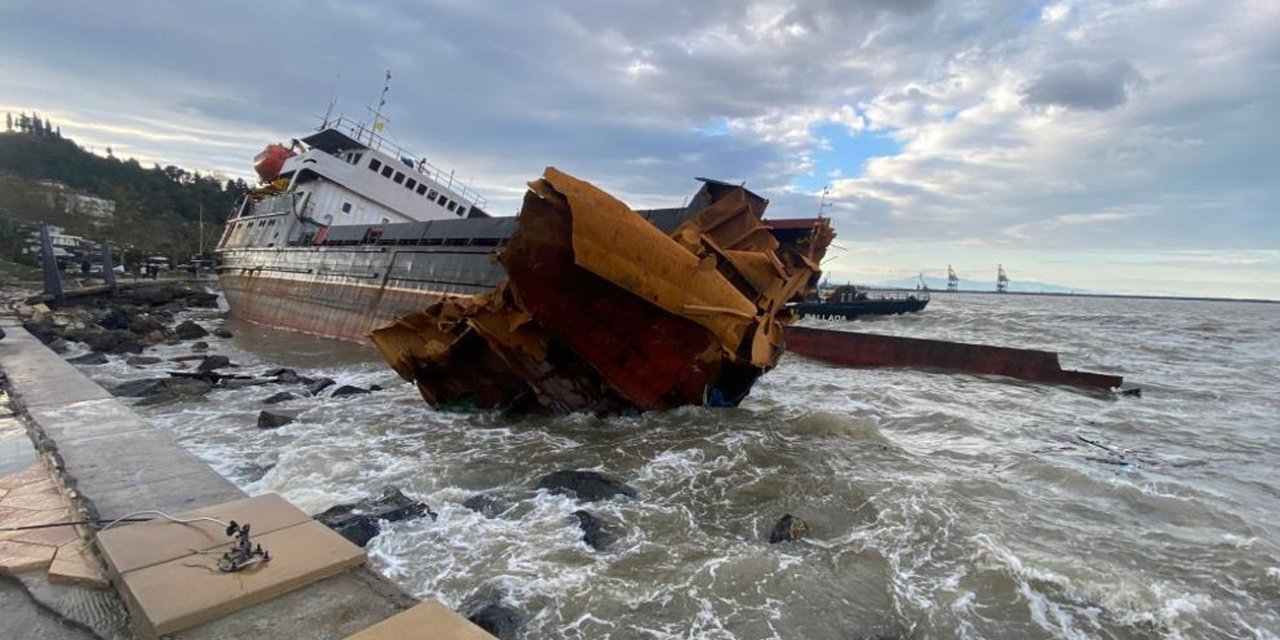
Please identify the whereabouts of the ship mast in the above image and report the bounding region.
[369,69,391,145]
[997,263,1009,293]
[816,186,832,218]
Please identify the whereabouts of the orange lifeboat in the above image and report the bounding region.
[253,144,295,183]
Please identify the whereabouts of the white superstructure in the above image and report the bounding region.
[219,116,488,250]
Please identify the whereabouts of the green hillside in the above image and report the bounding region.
[0,112,250,263]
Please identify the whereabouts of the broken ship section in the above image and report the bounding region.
[370,168,834,415]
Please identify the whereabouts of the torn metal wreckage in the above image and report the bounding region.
[370,167,835,415]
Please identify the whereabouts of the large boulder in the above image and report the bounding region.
[329,385,370,398]
[195,355,232,372]
[462,494,507,519]
[67,352,108,365]
[257,409,298,429]
[22,318,60,344]
[768,514,809,544]
[65,327,143,354]
[536,470,637,502]
[174,321,208,340]
[96,308,130,331]
[213,328,233,339]
[314,486,434,547]
[114,377,214,404]
[262,391,300,405]
[572,510,616,551]
[128,314,167,335]
[461,591,522,640]
[306,377,336,396]
[125,355,163,366]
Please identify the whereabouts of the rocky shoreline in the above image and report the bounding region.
[9,282,813,639]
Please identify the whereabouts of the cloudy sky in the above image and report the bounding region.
[2,0,1276,298]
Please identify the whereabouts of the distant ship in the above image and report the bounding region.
[793,284,929,320]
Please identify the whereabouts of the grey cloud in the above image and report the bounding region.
[1022,61,1144,111]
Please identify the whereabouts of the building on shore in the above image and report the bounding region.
[35,179,116,225]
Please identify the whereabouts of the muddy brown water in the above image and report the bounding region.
[72,292,1280,639]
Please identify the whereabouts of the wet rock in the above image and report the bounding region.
[187,291,219,308]
[264,368,305,384]
[141,330,167,345]
[461,494,506,518]
[220,378,268,390]
[462,591,522,640]
[768,514,808,544]
[96,308,130,331]
[235,462,275,483]
[369,384,384,391]
[262,391,300,405]
[47,338,69,354]
[125,355,163,366]
[127,314,166,335]
[314,486,434,547]
[257,409,298,429]
[213,328,233,339]
[113,377,212,399]
[536,470,637,502]
[330,385,370,398]
[22,318,60,344]
[64,327,143,354]
[195,355,232,372]
[306,377,336,396]
[572,509,616,551]
[190,341,210,352]
[67,352,109,365]
[174,320,208,340]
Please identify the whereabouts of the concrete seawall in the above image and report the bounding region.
[0,316,417,638]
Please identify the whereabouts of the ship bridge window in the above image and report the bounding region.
[393,171,405,184]
[436,194,447,205]
[405,178,417,190]
[381,165,394,178]
[416,184,428,196]
[352,153,363,165]
[369,158,382,172]
[342,202,352,213]
[447,201,457,212]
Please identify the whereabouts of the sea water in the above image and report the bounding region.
[74,292,1280,639]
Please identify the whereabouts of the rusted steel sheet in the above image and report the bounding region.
[371,168,835,414]
[783,326,1124,390]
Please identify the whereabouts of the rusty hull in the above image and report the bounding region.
[371,168,834,414]
[783,326,1124,390]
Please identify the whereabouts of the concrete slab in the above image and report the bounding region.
[118,520,366,638]
[24,398,151,445]
[345,599,496,640]
[48,542,109,588]
[0,539,56,573]
[1,323,418,638]
[0,333,114,408]
[97,493,312,575]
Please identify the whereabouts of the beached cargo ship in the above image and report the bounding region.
[213,118,824,345]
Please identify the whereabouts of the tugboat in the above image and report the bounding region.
[792,284,929,320]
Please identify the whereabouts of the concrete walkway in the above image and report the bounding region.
[0,318,417,638]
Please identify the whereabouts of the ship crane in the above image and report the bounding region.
[997,264,1009,293]
[947,264,959,292]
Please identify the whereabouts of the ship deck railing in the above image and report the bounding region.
[329,116,487,209]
